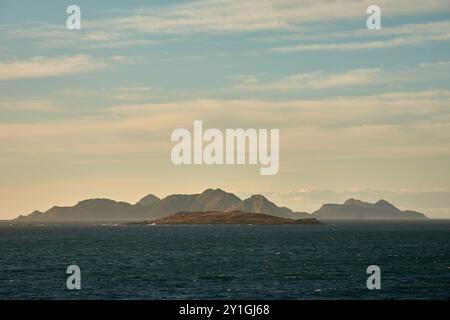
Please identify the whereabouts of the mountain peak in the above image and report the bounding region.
[76,198,119,206]
[249,194,269,201]
[374,199,398,210]
[201,188,228,195]
[195,188,242,211]
[343,198,371,207]
[230,194,293,218]
[137,194,160,207]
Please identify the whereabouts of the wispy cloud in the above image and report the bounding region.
[3,2,449,52]
[233,68,382,91]
[0,99,58,112]
[231,61,450,92]
[3,89,448,157]
[114,84,154,101]
[93,0,450,34]
[2,23,159,50]
[270,33,450,52]
[253,19,450,42]
[259,19,450,53]
[0,55,106,80]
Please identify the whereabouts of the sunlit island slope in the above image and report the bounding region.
[127,211,323,225]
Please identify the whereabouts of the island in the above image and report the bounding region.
[14,188,428,223]
[126,211,323,225]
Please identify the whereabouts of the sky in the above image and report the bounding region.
[0,0,450,219]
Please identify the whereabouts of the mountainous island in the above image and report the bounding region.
[14,188,428,223]
[312,198,427,220]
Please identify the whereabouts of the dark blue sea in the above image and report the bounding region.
[0,221,449,299]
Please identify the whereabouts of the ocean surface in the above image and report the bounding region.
[0,221,449,300]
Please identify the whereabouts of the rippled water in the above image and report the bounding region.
[0,221,449,299]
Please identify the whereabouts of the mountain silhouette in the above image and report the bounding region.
[136,194,160,207]
[145,188,241,218]
[230,194,295,219]
[312,198,427,220]
[18,199,150,221]
[15,189,428,222]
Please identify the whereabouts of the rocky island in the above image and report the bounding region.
[128,211,323,225]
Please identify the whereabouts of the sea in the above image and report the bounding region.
[0,221,449,300]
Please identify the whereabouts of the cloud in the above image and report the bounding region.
[270,33,450,52]
[0,99,58,112]
[3,2,449,52]
[0,55,106,80]
[2,22,159,50]
[2,89,449,160]
[418,60,450,69]
[260,19,450,52]
[233,68,382,91]
[253,19,450,42]
[93,0,450,34]
[114,84,154,101]
[231,61,450,92]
